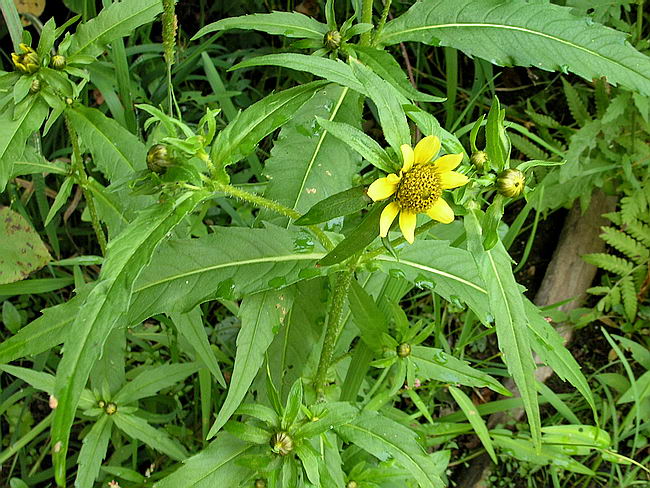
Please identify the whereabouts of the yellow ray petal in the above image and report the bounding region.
[400,144,414,173]
[426,198,454,224]
[439,171,469,190]
[433,153,463,173]
[379,202,400,237]
[399,210,417,244]
[413,136,440,165]
[367,174,400,201]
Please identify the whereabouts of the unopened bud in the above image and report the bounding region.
[324,30,342,50]
[254,479,267,488]
[49,395,58,409]
[29,78,41,93]
[470,151,488,170]
[146,144,175,173]
[105,402,117,415]
[51,54,66,70]
[396,342,411,358]
[347,482,359,488]
[496,169,525,198]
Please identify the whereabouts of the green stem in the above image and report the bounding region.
[359,0,374,46]
[314,269,355,398]
[212,181,334,251]
[362,219,439,262]
[372,0,392,46]
[65,114,108,255]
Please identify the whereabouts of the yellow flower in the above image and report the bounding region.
[11,43,40,74]
[367,136,468,244]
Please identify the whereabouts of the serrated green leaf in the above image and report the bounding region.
[0,206,51,284]
[316,118,395,173]
[51,190,208,484]
[465,211,540,448]
[374,240,490,322]
[294,443,320,485]
[295,186,370,226]
[207,289,294,438]
[336,412,444,488]
[379,0,650,96]
[67,105,147,182]
[210,81,326,182]
[170,308,226,387]
[524,299,597,421]
[192,11,328,41]
[232,54,366,95]
[74,415,112,488]
[449,386,496,463]
[262,84,361,226]
[112,412,188,460]
[113,362,200,404]
[411,347,509,395]
[128,226,324,323]
[67,0,163,60]
[44,177,74,226]
[348,279,387,352]
[282,378,303,429]
[152,433,253,488]
[351,60,411,154]
[0,98,49,192]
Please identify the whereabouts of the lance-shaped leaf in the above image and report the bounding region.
[66,0,163,60]
[262,84,361,226]
[0,98,49,192]
[465,211,540,448]
[210,81,326,182]
[112,411,188,460]
[379,0,650,96]
[375,239,490,322]
[153,433,253,488]
[51,190,208,484]
[74,415,112,488]
[67,105,147,182]
[192,11,328,41]
[127,225,325,323]
[207,289,294,438]
[113,362,201,404]
[336,411,444,488]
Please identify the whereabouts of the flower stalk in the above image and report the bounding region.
[65,115,107,255]
[359,0,374,46]
[314,268,355,398]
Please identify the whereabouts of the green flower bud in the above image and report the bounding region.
[346,482,359,488]
[254,479,267,488]
[396,342,411,358]
[324,30,342,50]
[11,43,40,74]
[270,432,294,456]
[496,169,525,198]
[51,54,66,70]
[98,400,106,408]
[470,151,488,170]
[146,144,175,173]
[29,78,41,94]
[105,402,117,415]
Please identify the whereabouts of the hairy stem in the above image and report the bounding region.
[314,268,355,398]
[212,181,334,250]
[373,0,392,45]
[359,0,374,46]
[65,114,108,255]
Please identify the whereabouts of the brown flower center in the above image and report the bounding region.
[396,164,442,213]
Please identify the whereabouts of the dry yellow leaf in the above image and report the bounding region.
[14,0,45,26]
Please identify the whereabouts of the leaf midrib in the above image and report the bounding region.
[383,23,647,79]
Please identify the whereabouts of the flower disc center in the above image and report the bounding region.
[396,165,441,213]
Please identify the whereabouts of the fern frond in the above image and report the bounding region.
[583,253,634,275]
[587,286,610,296]
[526,109,563,129]
[620,192,649,224]
[626,220,650,247]
[620,275,638,321]
[562,78,590,126]
[509,133,549,161]
[599,226,649,264]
